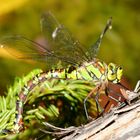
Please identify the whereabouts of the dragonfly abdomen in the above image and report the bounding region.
[14,69,67,132]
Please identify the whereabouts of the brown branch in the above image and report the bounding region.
[41,81,140,140]
[59,85,140,140]
[60,101,140,140]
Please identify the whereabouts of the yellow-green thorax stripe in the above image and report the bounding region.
[68,60,107,81]
[44,59,107,81]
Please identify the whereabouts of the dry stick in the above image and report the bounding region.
[60,86,140,140]
[40,82,140,140]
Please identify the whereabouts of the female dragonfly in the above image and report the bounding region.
[0,12,123,133]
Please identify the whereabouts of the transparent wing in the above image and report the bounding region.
[87,17,112,60]
[0,13,112,70]
[40,12,89,65]
[0,35,77,69]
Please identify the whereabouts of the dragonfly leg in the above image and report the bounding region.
[107,87,123,103]
[84,92,92,120]
[84,85,100,120]
[95,91,104,116]
[102,87,118,113]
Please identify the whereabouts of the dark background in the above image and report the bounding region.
[0,0,139,94]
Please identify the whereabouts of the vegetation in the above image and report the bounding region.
[0,0,139,139]
[0,0,139,93]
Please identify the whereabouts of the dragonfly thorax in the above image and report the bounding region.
[67,60,123,83]
[67,59,108,81]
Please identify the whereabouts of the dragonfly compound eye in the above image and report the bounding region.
[107,63,118,82]
[117,66,123,82]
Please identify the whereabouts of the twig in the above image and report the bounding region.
[42,82,140,140]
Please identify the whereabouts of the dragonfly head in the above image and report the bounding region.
[107,63,123,83]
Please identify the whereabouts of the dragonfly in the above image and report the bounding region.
[0,12,123,133]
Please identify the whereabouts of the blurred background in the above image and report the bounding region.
[0,0,139,95]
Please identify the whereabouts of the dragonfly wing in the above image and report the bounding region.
[0,35,70,69]
[41,12,89,65]
[87,17,112,59]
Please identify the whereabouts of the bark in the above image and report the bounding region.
[42,82,140,140]
[59,101,140,140]
[59,86,140,140]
